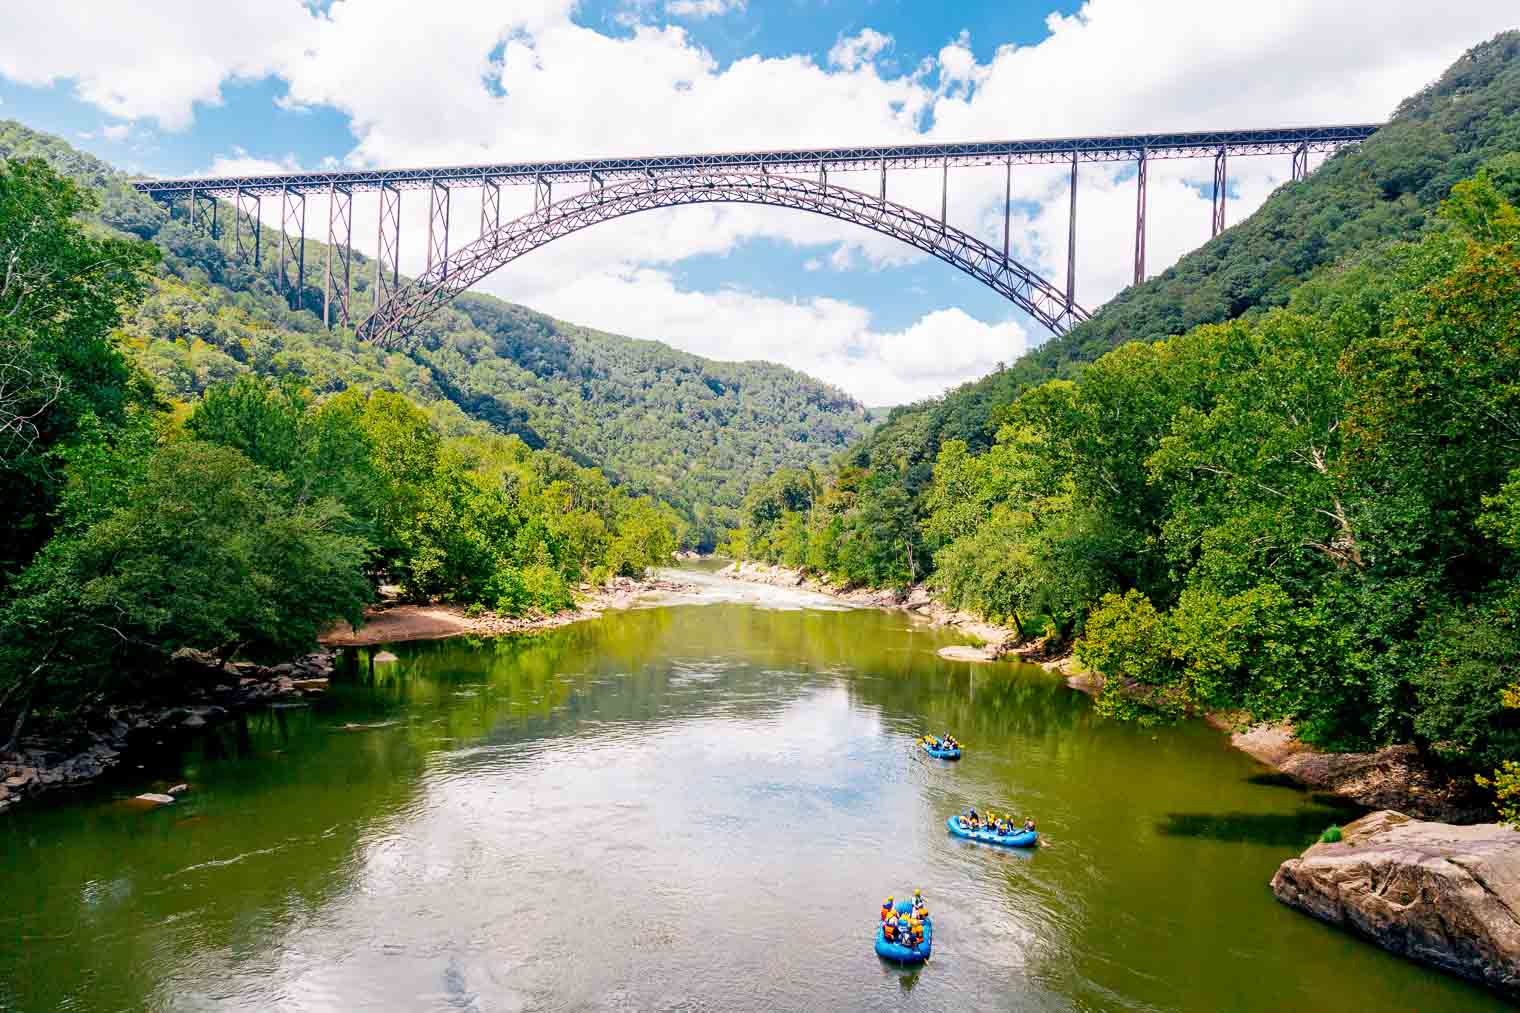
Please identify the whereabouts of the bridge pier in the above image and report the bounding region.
[375,183,402,313]
[324,182,352,329]
[940,160,948,233]
[428,180,451,278]
[482,178,502,237]
[1134,148,1147,285]
[534,175,552,214]
[1291,142,1309,182]
[1066,152,1078,313]
[1212,147,1228,237]
[234,187,261,267]
[1002,159,1011,261]
[279,185,306,308]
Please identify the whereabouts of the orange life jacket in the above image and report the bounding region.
[880,905,893,921]
[883,920,898,941]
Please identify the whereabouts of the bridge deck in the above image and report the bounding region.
[131,124,1380,197]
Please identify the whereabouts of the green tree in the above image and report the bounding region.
[0,157,159,587]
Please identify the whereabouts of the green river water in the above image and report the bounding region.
[1,566,1506,1011]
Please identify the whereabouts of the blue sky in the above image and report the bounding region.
[2,1,1513,403]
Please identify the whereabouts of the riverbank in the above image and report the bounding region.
[0,649,337,814]
[1,574,692,814]
[319,574,695,646]
[717,560,1491,823]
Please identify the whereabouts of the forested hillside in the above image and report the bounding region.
[0,120,871,547]
[730,32,1520,805]
[850,31,1520,492]
[0,155,681,747]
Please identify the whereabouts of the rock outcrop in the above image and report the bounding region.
[0,650,336,813]
[1271,810,1520,997]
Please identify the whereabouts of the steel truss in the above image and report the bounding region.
[428,181,451,277]
[325,183,353,328]
[234,188,261,266]
[358,171,1089,348]
[278,186,306,306]
[375,184,402,311]
[187,188,219,239]
[130,124,1380,198]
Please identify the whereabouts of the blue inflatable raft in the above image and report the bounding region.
[922,740,961,760]
[875,899,932,964]
[946,815,1038,848]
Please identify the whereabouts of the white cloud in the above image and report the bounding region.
[0,2,313,131]
[522,266,1026,405]
[665,0,744,19]
[101,123,131,142]
[828,29,892,71]
[4,0,1516,401]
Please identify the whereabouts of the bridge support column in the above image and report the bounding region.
[427,180,451,278]
[324,182,352,329]
[940,160,948,233]
[1134,148,1147,285]
[188,189,219,241]
[482,178,501,238]
[1066,152,1078,313]
[879,159,886,202]
[1212,147,1227,237]
[534,175,552,215]
[375,183,401,313]
[279,185,306,309]
[1291,143,1309,183]
[1002,159,1011,261]
[234,187,261,267]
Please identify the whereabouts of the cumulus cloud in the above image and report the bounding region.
[4,0,1515,401]
[0,2,312,131]
[828,29,892,71]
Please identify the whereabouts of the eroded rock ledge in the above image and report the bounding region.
[0,649,334,813]
[1271,810,1520,998]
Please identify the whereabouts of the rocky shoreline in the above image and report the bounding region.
[717,560,1491,823]
[1,574,691,814]
[1272,810,1520,998]
[0,649,337,814]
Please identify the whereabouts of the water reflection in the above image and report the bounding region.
[0,594,1504,1012]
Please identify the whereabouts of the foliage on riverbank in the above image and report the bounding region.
[0,158,679,748]
[730,168,1520,780]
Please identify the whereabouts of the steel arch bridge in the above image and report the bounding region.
[131,123,1381,346]
[360,169,1083,347]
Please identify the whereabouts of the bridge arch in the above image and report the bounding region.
[357,170,1088,347]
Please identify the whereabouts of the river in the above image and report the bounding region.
[0,565,1504,1011]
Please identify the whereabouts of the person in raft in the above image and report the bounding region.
[880,896,895,922]
[912,889,927,916]
[940,733,959,749]
[1023,817,1037,833]
[883,912,901,943]
[909,918,926,949]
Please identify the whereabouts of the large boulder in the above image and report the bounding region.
[1271,810,1520,996]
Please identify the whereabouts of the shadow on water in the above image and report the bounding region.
[1243,771,1307,791]
[1155,810,1346,848]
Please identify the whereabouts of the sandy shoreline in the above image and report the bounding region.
[320,574,695,647]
